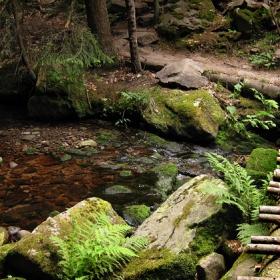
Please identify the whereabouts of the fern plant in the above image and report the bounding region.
[205,153,274,245]
[51,213,149,280]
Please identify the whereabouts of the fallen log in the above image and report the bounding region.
[204,72,280,100]
[251,235,280,244]
[259,206,280,214]
[267,187,280,194]
[259,213,280,224]
[275,169,280,179]
[237,277,280,280]
[245,244,280,254]
[269,181,280,188]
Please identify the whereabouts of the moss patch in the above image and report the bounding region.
[246,148,278,184]
[123,205,151,226]
[121,248,197,280]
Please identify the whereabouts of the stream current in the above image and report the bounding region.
[0,103,230,230]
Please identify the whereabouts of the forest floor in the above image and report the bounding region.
[103,20,280,93]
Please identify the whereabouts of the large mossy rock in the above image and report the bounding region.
[122,175,241,279]
[1,198,125,279]
[246,148,278,185]
[28,82,103,120]
[143,89,224,143]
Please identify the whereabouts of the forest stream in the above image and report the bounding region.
[0,102,230,231]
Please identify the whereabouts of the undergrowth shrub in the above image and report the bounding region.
[51,213,149,280]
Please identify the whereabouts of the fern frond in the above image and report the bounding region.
[50,212,148,280]
[237,223,269,246]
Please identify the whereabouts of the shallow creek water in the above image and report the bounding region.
[0,104,229,230]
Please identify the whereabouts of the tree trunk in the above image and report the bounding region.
[154,0,159,25]
[12,0,36,83]
[85,0,115,57]
[125,0,142,73]
[245,243,280,255]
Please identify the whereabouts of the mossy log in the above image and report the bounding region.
[245,244,280,255]
[204,72,280,100]
[259,206,280,214]
[251,235,280,244]
[237,277,280,280]
[259,213,280,224]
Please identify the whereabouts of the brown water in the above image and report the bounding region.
[0,103,223,230]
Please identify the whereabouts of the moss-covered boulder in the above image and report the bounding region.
[246,148,278,185]
[222,252,257,280]
[143,89,224,143]
[123,205,151,226]
[151,163,178,199]
[124,175,241,279]
[28,85,103,120]
[157,0,215,39]
[2,198,125,279]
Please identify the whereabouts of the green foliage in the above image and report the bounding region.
[226,86,278,137]
[237,223,268,246]
[205,153,274,245]
[232,81,244,99]
[51,213,149,280]
[249,52,276,69]
[205,152,258,223]
[35,26,112,92]
[103,90,150,128]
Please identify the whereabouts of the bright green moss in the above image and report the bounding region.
[121,248,197,280]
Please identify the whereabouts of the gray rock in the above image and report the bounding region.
[134,175,233,254]
[4,198,125,279]
[155,58,209,89]
[137,31,159,45]
[137,14,154,27]
[196,252,226,280]
[222,253,256,280]
[105,185,132,195]
[16,230,31,240]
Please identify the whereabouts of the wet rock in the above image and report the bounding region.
[77,139,97,148]
[196,252,226,280]
[151,163,178,199]
[60,154,72,162]
[16,230,31,240]
[156,58,209,89]
[105,185,132,195]
[119,170,133,177]
[21,134,37,141]
[9,162,18,168]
